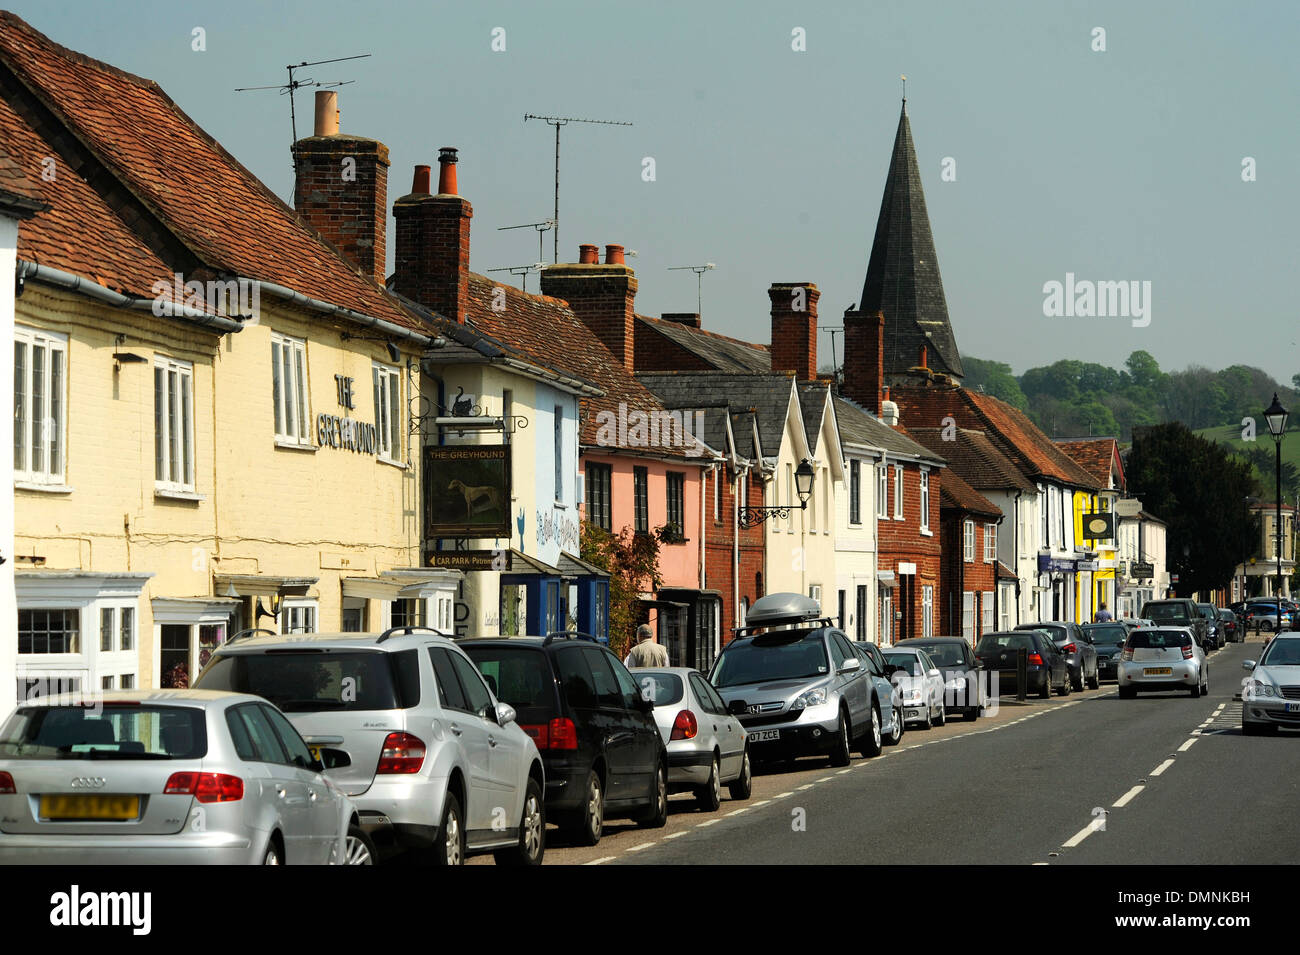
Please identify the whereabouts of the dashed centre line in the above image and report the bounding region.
[1113,785,1144,808]
[1178,737,1197,752]
[1149,758,1175,776]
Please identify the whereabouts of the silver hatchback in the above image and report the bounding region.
[0,689,364,865]
[1117,627,1207,698]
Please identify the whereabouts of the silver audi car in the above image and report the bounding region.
[0,689,368,864]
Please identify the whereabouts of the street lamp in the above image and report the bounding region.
[1265,394,1289,601]
[739,459,815,528]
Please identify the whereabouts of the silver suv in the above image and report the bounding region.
[194,626,545,865]
[709,593,884,766]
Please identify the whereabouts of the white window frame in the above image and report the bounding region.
[281,599,319,635]
[14,325,68,485]
[271,333,310,446]
[154,356,195,493]
[877,465,889,519]
[893,465,904,520]
[785,463,793,532]
[554,405,563,502]
[919,468,930,532]
[849,459,861,525]
[961,592,974,640]
[963,519,975,562]
[982,591,994,634]
[985,523,997,563]
[373,362,403,464]
[922,585,934,639]
[713,467,721,522]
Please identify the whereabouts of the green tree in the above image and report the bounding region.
[1127,423,1258,597]
[961,356,1029,411]
[580,520,663,660]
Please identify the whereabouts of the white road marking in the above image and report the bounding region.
[584,856,616,865]
[727,807,750,816]
[1178,737,1198,752]
[1063,824,1097,848]
[627,842,656,852]
[817,776,834,782]
[1150,758,1175,776]
[751,800,771,807]
[1113,785,1144,808]
[663,831,689,840]
[796,784,815,791]
[775,792,793,798]
[837,769,853,775]
[697,818,720,828]
[1032,862,1050,866]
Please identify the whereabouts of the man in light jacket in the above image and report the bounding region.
[625,623,669,668]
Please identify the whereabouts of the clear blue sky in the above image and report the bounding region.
[11,0,1299,384]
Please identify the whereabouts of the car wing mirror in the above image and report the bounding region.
[316,747,351,771]
[728,699,748,716]
[1242,660,1256,671]
[495,702,517,726]
[840,657,861,674]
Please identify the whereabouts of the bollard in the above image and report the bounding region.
[1017,646,1028,701]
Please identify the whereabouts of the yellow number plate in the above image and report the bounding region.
[1143,667,1172,676]
[40,794,140,821]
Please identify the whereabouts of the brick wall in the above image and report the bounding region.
[877,463,942,640]
[291,136,389,285]
[540,264,638,370]
[392,186,472,323]
[703,463,766,641]
[842,309,884,412]
[769,282,819,381]
[633,320,715,371]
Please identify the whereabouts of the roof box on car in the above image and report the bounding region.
[743,592,823,630]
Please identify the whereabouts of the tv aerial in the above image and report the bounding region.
[236,53,372,154]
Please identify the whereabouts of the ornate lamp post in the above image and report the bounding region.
[739,459,815,528]
[1265,394,1289,601]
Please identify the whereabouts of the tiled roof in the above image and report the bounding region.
[857,103,963,380]
[798,381,829,456]
[832,394,945,464]
[1056,437,1124,491]
[0,140,46,215]
[0,11,425,333]
[907,427,1036,493]
[938,467,1002,518]
[464,276,690,456]
[637,372,798,463]
[995,560,1017,580]
[636,315,771,372]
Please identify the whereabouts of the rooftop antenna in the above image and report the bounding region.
[821,325,844,387]
[486,263,547,294]
[236,53,372,153]
[668,263,716,315]
[524,114,633,263]
[498,219,556,264]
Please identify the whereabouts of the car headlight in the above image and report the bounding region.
[789,687,829,711]
[1252,680,1276,698]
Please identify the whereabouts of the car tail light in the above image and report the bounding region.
[1182,645,1194,660]
[670,710,698,741]
[1062,643,1077,655]
[377,732,426,774]
[1027,653,1043,666]
[0,771,14,794]
[1121,648,1133,661]
[520,723,549,749]
[164,772,244,802]
[545,717,579,751]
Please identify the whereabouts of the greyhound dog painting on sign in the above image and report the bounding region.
[424,444,512,539]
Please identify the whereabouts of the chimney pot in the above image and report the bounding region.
[412,164,432,195]
[919,344,928,368]
[578,244,600,265]
[604,244,625,265]
[313,90,339,137]
[437,147,459,195]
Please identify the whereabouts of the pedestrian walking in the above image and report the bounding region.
[625,623,669,668]
[1093,603,1113,623]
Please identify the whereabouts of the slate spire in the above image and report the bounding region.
[859,100,963,381]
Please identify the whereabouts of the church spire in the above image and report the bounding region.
[858,98,963,382]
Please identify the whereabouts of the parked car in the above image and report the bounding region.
[895,636,987,720]
[974,630,1070,698]
[1117,627,1207,698]
[0,689,370,865]
[1196,603,1222,650]
[709,593,885,767]
[1140,599,1209,648]
[852,642,907,744]
[1014,621,1099,690]
[632,667,751,810]
[1217,608,1240,643]
[1244,601,1291,632]
[1083,622,1129,682]
[882,646,948,728]
[1241,634,1300,734]
[195,626,547,865]
[1119,617,1155,630]
[459,632,666,848]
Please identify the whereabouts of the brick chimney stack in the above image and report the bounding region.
[540,244,639,370]
[843,308,885,413]
[392,148,472,323]
[291,91,390,285]
[768,283,819,381]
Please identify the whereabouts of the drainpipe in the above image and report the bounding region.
[733,464,743,629]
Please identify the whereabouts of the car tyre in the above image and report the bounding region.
[696,754,722,812]
[1087,666,1100,690]
[934,700,946,727]
[495,777,545,866]
[728,746,753,800]
[1039,671,1052,699]
[1057,670,1071,696]
[567,770,604,847]
[885,704,905,745]
[637,761,668,828]
[1071,666,1084,692]
[432,792,466,866]
[344,825,376,865]
[858,702,883,758]
[829,710,852,766]
[262,839,281,865]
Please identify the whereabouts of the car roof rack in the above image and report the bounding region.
[376,625,453,644]
[226,628,278,645]
[731,616,837,638]
[542,630,601,647]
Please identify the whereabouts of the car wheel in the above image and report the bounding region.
[344,825,376,865]
[885,704,905,745]
[934,700,946,727]
[1190,679,1201,698]
[567,770,604,846]
[1058,669,1071,696]
[495,777,545,866]
[728,746,753,800]
[637,761,668,828]
[859,703,883,758]
[829,710,852,766]
[432,792,465,865]
[1072,666,1084,692]
[1087,665,1100,690]
[921,701,934,729]
[1039,671,1052,699]
[262,839,281,865]
[696,754,722,812]
[966,704,980,721]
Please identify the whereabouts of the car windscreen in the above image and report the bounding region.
[1260,638,1300,666]
[712,634,829,688]
[1084,625,1127,646]
[883,653,925,676]
[1127,630,1190,649]
[0,704,207,759]
[1142,604,1189,622]
[195,651,410,711]
[462,646,558,722]
[907,643,966,667]
[630,671,684,706]
[976,633,1035,653]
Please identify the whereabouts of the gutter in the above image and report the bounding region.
[255,280,432,348]
[17,260,243,334]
